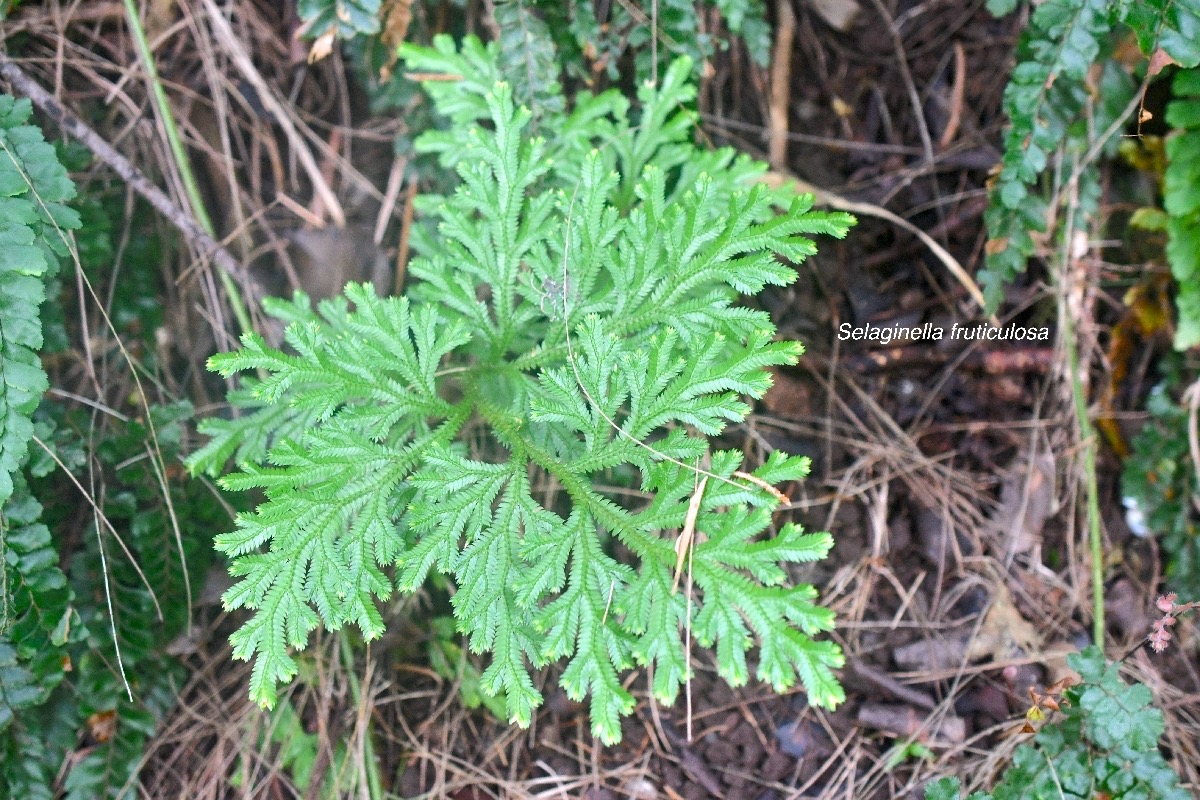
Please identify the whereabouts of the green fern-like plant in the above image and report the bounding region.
[0,97,200,798]
[0,95,79,506]
[0,119,223,794]
[530,0,771,84]
[981,0,1200,312]
[4,400,224,800]
[301,0,769,90]
[191,59,852,743]
[924,647,1188,799]
[1123,383,1200,599]
[0,92,80,733]
[1165,68,1200,350]
[0,473,71,733]
[492,0,564,115]
[297,0,383,42]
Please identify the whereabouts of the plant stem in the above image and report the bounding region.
[338,632,383,800]
[1063,302,1105,645]
[121,0,253,337]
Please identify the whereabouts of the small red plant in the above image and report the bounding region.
[1149,593,1200,653]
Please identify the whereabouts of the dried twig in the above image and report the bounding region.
[761,169,992,317]
[199,0,345,227]
[395,178,417,293]
[672,475,707,593]
[939,42,966,150]
[767,0,795,169]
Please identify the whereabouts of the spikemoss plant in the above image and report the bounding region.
[190,57,853,743]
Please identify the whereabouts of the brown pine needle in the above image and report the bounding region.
[403,72,463,81]
[673,475,708,593]
[733,470,789,503]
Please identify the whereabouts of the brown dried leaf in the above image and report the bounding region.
[378,0,414,79]
[308,31,335,64]
[808,0,860,32]
[762,369,815,420]
[1148,47,1178,78]
[381,0,414,48]
[86,710,118,743]
[991,450,1055,558]
[985,237,1009,256]
[673,475,707,593]
[966,586,1041,662]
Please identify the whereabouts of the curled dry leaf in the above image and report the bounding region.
[308,30,335,64]
[1148,47,1178,77]
[967,586,1041,662]
[672,475,707,593]
[992,450,1055,558]
[808,0,861,32]
[86,710,118,743]
[379,0,415,79]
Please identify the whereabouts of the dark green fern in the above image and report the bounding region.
[4,401,223,800]
[0,95,79,506]
[297,0,382,43]
[297,0,770,88]
[0,91,80,737]
[0,474,72,731]
[982,0,1200,312]
[0,112,223,794]
[1165,68,1200,349]
[0,95,84,798]
[925,647,1188,799]
[1123,383,1200,600]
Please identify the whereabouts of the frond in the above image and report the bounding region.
[0,97,79,506]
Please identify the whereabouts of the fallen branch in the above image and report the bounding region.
[767,0,796,169]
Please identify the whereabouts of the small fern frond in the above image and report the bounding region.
[1,480,71,729]
[493,0,563,115]
[0,97,80,750]
[208,296,473,709]
[981,0,1200,311]
[186,384,323,478]
[1165,68,1200,349]
[924,647,1190,799]
[0,95,79,507]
